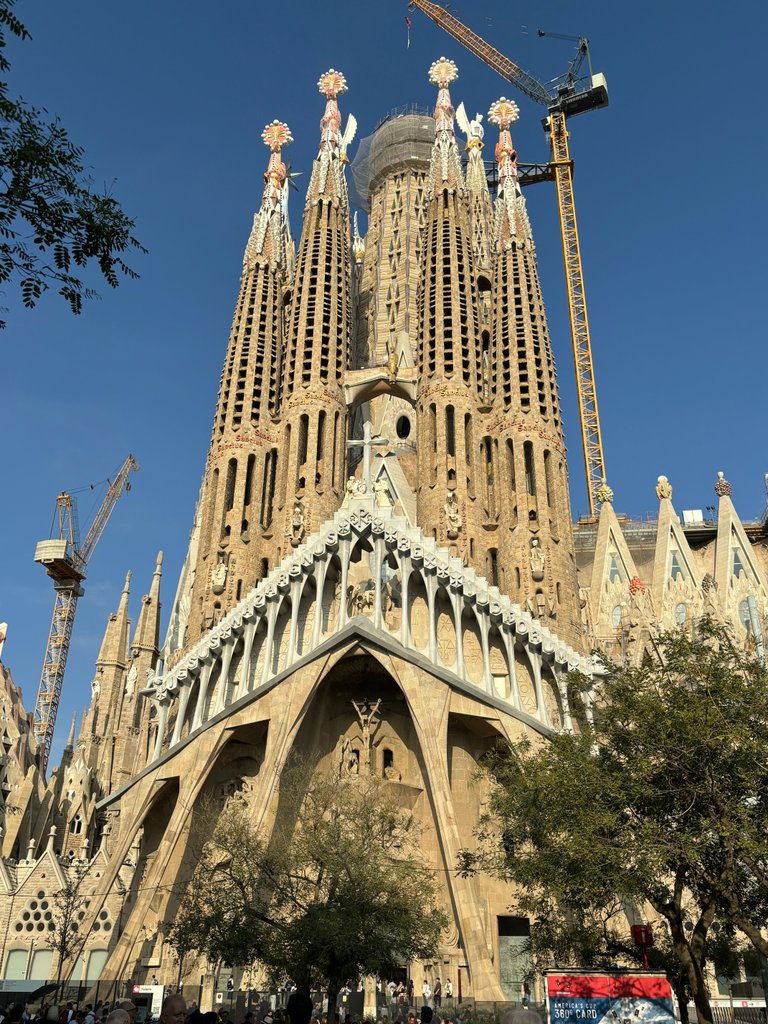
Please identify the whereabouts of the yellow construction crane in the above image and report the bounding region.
[409,0,609,516]
[33,455,139,773]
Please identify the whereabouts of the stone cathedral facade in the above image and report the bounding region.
[0,61,767,1003]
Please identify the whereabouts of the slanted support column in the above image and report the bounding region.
[501,629,521,708]
[152,701,169,761]
[261,599,280,687]
[191,659,215,731]
[338,536,351,629]
[234,622,257,702]
[554,667,573,731]
[373,537,385,630]
[451,591,465,680]
[312,558,329,648]
[213,640,235,716]
[288,576,303,663]
[477,609,492,693]
[171,680,193,746]
[399,554,411,647]
[425,573,438,664]
[531,650,545,723]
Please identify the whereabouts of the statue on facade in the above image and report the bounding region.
[348,580,375,617]
[373,477,391,508]
[211,555,228,595]
[386,336,398,382]
[288,501,305,547]
[529,537,546,581]
[444,491,462,539]
[125,663,138,699]
[352,698,381,775]
[656,475,673,500]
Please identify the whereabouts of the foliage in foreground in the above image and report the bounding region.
[167,763,448,1004]
[460,621,768,1024]
[0,0,144,326]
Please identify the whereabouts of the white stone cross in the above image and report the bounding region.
[347,419,389,491]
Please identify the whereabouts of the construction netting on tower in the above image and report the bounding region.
[350,107,433,211]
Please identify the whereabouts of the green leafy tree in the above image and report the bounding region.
[167,764,448,1011]
[460,621,768,1024]
[0,0,144,326]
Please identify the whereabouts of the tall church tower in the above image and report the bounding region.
[416,59,483,560]
[186,121,295,641]
[485,97,581,644]
[279,70,354,544]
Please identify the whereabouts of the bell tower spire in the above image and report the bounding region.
[416,59,483,562]
[279,70,354,546]
[185,122,296,642]
[485,98,582,646]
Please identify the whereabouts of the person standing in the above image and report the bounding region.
[421,982,431,1009]
[432,981,441,1010]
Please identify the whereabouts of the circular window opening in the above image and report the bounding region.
[99,911,109,921]
[395,415,411,440]
[37,891,45,900]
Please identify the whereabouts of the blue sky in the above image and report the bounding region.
[2,0,767,767]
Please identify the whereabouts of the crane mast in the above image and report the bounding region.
[33,454,138,774]
[409,0,608,516]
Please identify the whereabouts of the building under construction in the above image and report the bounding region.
[0,53,766,1004]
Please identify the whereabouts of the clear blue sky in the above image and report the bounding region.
[2,0,767,766]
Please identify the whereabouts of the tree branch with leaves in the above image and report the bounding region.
[460,620,768,1024]
[0,0,145,327]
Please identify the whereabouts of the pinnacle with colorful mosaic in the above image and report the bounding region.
[488,98,520,189]
[260,120,292,210]
[429,57,458,134]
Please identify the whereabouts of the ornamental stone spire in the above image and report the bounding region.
[426,57,464,197]
[243,120,295,273]
[280,70,354,545]
[484,98,582,646]
[488,97,532,250]
[305,69,356,209]
[185,122,298,642]
[416,59,483,561]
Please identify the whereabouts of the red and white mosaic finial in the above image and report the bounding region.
[429,57,458,89]
[489,97,520,190]
[426,58,463,194]
[262,120,293,153]
[260,120,292,210]
[318,69,348,100]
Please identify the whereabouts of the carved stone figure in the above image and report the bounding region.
[352,698,381,775]
[125,663,138,699]
[211,556,228,595]
[386,336,398,382]
[529,537,546,580]
[348,581,375,617]
[91,676,101,700]
[596,480,614,505]
[288,501,305,547]
[656,475,673,500]
[444,491,462,539]
[373,477,391,508]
